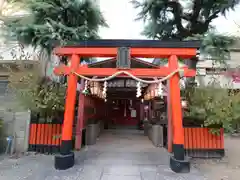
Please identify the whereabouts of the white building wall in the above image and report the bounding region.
[195,74,237,88]
[0,41,37,61]
[195,50,240,89]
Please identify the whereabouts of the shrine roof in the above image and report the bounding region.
[88,58,159,68]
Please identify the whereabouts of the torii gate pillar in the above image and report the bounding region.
[168,55,189,173]
[54,54,80,170]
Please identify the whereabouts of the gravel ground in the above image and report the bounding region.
[2,130,239,179]
[193,135,240,180]
[0,130,206,180]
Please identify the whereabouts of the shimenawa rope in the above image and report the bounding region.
[71,67,184,84]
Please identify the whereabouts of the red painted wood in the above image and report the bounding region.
[28,124,62,145]
[83,96,105,125]
[61,54,80,141]
[184,128,224,149]
[54,47,197,58]
[75,79,85,150]
[54,65,196,78]
[166,83,173,152]
[169,55,184,145]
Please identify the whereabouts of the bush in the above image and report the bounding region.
[6,61,66,119]
[185,85,240,134]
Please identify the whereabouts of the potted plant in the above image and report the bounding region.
[143,118,149,136]
[149,118,163,147]
[86,118,99,145]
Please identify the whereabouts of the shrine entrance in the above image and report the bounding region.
[88,58,160,129]
[53,39,200,173]
[106,98,140,128]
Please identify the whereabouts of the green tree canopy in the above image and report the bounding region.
[132,0,239,62]
[132,0,240,40]
[4,0,107,51]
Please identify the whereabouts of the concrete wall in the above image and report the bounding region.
[0,110,30,154]
[229,51,240,68]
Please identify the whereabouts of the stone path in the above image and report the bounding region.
[0,129,206,180]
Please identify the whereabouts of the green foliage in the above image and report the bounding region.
[185,32,236,63]
[132,0,238,65]
[6,60,66,118]
[4,0,107,51]
[132,0,240,40]
[186,83,240,134]
[0,37,65,118]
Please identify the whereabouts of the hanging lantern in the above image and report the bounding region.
[146,92,150,100]
[98,88,101,97]
[93,82,98,95]
[89,81,94,95]
[181,100,188,108]
[144,94,147,100]
[150,85,155,98]
[154,84,158,97]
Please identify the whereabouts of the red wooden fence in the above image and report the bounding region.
[28,123,62,154]
[184,127,224,158]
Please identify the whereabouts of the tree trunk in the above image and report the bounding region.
[38,48,50,77]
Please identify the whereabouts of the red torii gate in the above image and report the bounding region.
[53,40,200,173]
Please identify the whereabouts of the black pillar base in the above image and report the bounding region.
[60,140,72,155]
[54,152,75,170]
[172,144,185,160]
[170,155,190,173]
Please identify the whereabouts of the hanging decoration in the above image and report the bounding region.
[136,81,142,97]
[82,80,89,95]
[157,82,164,98]
[72,67,184,83]
[144,83,167,101]
[129,99,133,110]
[102,81,108,99]
[66,66,185,101]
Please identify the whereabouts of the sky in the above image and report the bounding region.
[99,0,240,39]
[2,0,240,39]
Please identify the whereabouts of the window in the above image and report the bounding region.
[0,80,8,96]
[206,68,227,75]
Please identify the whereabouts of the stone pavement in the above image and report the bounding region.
[0,129,207,180]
